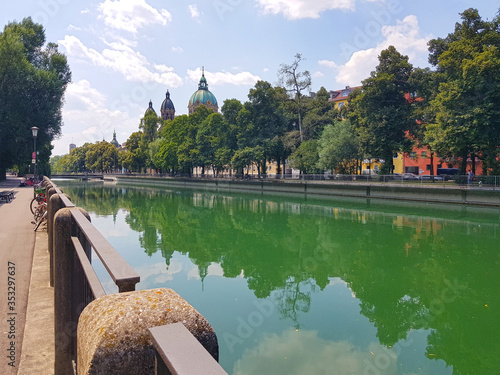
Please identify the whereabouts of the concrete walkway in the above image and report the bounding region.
[0,176,54,374]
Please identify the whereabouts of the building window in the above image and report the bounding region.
[410,152,417,159]
[421,151,427,158]
[426,164,432,170]
[338,102,345,108]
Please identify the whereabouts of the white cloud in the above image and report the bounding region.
[312,71,324,78]
[187,68,261,86]
[334,15,430,86]
[172,46,184,53]
[59,35,183,87]
[188,4,201,23]
[54,79,136,154]
[318,59,338,69]
[255,0,355,20]
[98,0,172,33]
[263,67,270,72]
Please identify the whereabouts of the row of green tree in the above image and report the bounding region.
[53,8,499,176]
[0,18,71,179]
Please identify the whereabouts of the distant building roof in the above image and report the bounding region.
[328,86,362,102]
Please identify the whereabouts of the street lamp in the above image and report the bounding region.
[31,126,39,183]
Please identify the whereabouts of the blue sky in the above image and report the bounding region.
[2,0,499,155]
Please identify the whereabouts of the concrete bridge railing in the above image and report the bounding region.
[43,177,226,375]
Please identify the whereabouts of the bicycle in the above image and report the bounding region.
[30,185,47,214]
[32,201,47,231]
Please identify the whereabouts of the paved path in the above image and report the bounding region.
[0,176,36,374]
[0,176,54,375]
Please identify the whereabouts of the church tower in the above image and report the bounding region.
[161,90,175,121]
[188,67,218,114]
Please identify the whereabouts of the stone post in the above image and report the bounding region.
[54,207,91,375]
[48,191,61,286]
[77,288,219,375]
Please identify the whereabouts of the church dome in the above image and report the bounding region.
[145,100,156,116]
[160,90,175,121]
[188,68,218,114]
[161,90,175,111]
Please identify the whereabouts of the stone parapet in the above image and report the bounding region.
[77,288,219,375]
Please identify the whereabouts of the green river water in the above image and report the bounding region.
[56,180,500,375]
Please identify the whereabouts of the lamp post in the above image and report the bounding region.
[31,126,39,183]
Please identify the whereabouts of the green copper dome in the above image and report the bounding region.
[189,69,217,107]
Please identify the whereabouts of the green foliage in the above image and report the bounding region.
[51,142,120,173]
[348,46,414,174]
[427,8,500,174]
[139,111,161,143]
[153,140,178,172]
[231,147,263,174]
[289,140,319,174]
[84,141,119,172]
[302,86,337,140]
[317,120,360,174]
[0,17,71,179]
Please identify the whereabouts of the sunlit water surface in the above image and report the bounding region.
[56,180,500,375]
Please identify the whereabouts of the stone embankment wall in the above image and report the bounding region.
[114,176,500,208]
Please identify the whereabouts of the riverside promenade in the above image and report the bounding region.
[0,175,54,375]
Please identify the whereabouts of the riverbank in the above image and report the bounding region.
[111,175,500,208]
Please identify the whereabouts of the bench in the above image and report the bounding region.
[0,190,14,203]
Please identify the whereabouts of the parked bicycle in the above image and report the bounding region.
[32,200,47,231]
[30,184,47,214]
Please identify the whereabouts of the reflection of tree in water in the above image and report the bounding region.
[274,276,316,329]
[59,182,500,374]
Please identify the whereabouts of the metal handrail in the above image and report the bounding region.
[70,209,140,292]
[71,236,106,299]
[149,323,227,375]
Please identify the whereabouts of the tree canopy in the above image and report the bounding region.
[0,17,71,179]
[348,46,414,174]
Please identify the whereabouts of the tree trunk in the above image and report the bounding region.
[460,151,468,174]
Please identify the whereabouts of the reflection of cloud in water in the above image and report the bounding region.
[234,330,398,375]
[134,261,183,284]
[187,262,226,280]
[328,277,348,287]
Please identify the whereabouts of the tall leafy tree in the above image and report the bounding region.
[348,46,414,174]
[408,67,445,176]
[196,113,231,174]
[288,140,319,174]
[301,86,337,140]
[427,8,500,174]
[317,120,361,174]
[246,81,288,174]
[0,18,71,179]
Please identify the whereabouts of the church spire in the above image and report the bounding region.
[198,66,208,90]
